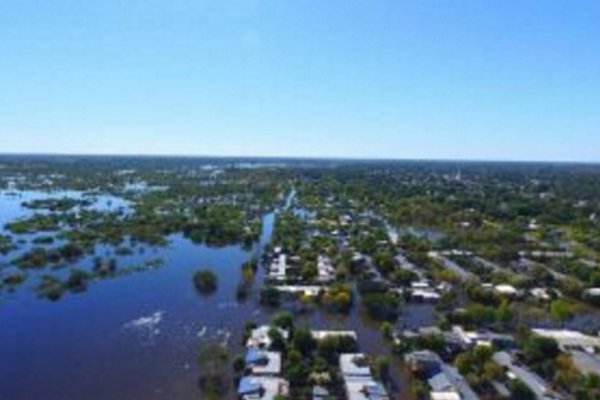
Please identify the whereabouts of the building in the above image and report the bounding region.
[339,354,389,400]
[344,379,389,400]
[411,288,442,302]
[273,285,322,297]
[530,288,560,301]
[494,284,519,297]
[409,281,442,302]
[493,351,563,400]
[312,330,358,341]
[452,326,515,349]
[317,255,336,283]
[571,351,600,376]
[406,350,479,400]
[531,328,600,350]
[312,385,332,400]
[238,376,289,399]
[428,371,461,400]
[246,326,289,350]
[340,354,372,377]
[404,350,443,375]
[245,348,282,376]
[268,254,288,281]
[532,329,600,376]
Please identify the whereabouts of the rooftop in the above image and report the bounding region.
[344,377,389,400]
[238,376,289,400]
[312,330,358,340]
[246,326,289,349]
[245,349,282,375]
[340,353,371,377]
[532,328,600,350]
[493,351,563,400]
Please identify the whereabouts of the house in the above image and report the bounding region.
[344,379,389,400]
[274,285,322,297]
[436,365,479,400]
[404,350,443,375]
[452,326,515,349]
[238,376,289,399]
[312,385,331,400]
[339,354,389,400]
[317,255,336,283]
[570,351,600,376]
[532,329,600,375]
[411,288,442,302]
[409,281,442,302]
[583,287,600,298]
[245,348,282,375]
[411,281,431,289]
[531,329,600,350]
[246,326,289,350]
[268,254,288,281]
[493,351,563,400]
[530,288,560,301]
[428,371,461,400]
[312,330,358,341]
[340,354,371,377]
[403,353,479,400]
[494,284,519,297]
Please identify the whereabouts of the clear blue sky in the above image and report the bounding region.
[1,0,598,161]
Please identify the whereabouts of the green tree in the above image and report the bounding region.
[193,269,217,294]
[550,299,574,325]
[292,326,316,357]
[197,342,229,399]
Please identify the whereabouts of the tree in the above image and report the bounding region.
[455,352,474,375]
[550,299,574,325]
[268,327,286,352]
[372,356,391,383]
[193,269,218,294]
[362,292,400,321]
[317,335,358,364]
[197,342,229,399]
[380,321,394,340]
[271,312,294,331]
[260,286,281,306]
[496,299,512,325]
[510,379,535,400]
[65,268,91,292]
[291,326,316,357]
[232,355,245,374]
[522,336,559,364]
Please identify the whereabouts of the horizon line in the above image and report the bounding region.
[0,151,598,165]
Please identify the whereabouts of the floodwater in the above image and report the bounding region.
[0,191,428,399]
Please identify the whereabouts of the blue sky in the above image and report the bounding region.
[0,0,599,161]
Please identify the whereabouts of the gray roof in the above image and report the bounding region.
[493,352,563,400]
[571,351,600,376]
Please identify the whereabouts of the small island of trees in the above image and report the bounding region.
[193,269,218,294]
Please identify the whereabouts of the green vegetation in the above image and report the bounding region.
[197,342,230,399]
[193,269,218,294]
